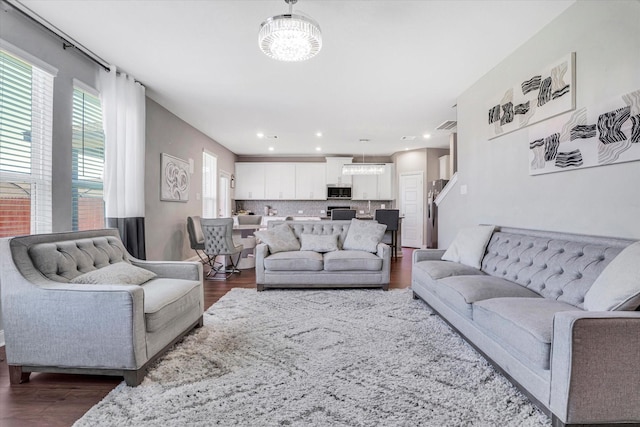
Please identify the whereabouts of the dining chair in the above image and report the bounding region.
[200,218,244,279]
[331,209,356,220]
[237,215,262,225]
[374,209,400,259]
[187,216,217,267]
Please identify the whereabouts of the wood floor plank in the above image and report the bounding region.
[0,248,414,426]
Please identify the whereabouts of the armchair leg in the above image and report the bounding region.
[8,365,31,384]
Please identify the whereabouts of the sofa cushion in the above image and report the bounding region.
[473,297,577,370]
[434,276,542,318]
[70,261,156,285]
[413,260,485,281]
[264,251,324,271]
[342,219,387,253]
[323,250,383,271]
[255,223,301,254]
[442,225,495,269]
[299,233,339,253]
[142,278,202,333]
[584,241,640,311]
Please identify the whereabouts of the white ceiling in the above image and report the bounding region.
[20,0,574,157]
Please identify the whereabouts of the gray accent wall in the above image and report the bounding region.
[145,98,237,261]
[438,0,640,248]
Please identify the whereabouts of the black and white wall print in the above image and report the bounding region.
[487,53,575,139]
[528,89,640,175]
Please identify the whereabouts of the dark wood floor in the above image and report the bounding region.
[0,248,414,427]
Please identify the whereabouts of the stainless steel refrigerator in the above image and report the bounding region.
[426,179,448,248]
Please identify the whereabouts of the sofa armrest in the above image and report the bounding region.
[412,249,446,264]
[255,243,270,284]
[2,283,147,370]
[130,258,202,282]
[550,311,640,424]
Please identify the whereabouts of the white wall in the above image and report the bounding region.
[439,0,640,247]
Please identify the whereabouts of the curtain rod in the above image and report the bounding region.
[5,0,111,72]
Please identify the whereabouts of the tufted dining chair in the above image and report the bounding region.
[200,218,244,278]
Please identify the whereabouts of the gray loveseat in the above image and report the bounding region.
[255,220,391,291]
[0,229,204,386]
[412,226,640,426]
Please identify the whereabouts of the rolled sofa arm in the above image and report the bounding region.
[412,248,446,264]
[550,311,640,425]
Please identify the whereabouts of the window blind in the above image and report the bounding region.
[0,47,54,237]
[72,85,105,231]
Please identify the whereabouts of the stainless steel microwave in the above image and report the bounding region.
[327,186,352,200]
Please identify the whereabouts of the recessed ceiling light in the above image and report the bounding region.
[423,133,431,139]
[268,146,274,151]
[257,132,264,138]
[405,148,409,151]
[315,147,322,151]
[316,132,322,137]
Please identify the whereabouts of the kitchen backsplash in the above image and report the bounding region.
[236,200,394,217]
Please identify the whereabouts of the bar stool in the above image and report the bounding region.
[374,209,400,259]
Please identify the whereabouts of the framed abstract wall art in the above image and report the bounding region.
[161,153,190,201]
[528,89,640,175]
[487,53,575,139]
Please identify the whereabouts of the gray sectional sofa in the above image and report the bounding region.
[0,229,204,386]
[412,225,640,426]
[255,220,391,291]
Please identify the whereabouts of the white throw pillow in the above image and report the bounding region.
[441,225,495,269]
[342,219,387,253]
[299,233,339,253]
[584,241,640,311]
[254,223,301,254]
[70,262,156,285]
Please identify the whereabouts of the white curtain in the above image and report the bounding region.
[99,66,147,258]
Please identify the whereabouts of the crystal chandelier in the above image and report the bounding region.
[342,139,385,175]
[259,0,322,62]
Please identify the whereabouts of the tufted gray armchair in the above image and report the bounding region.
[0,229,204,386]
[200,218,243,278]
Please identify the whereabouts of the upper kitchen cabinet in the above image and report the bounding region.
[265,163,296,199]
[325,157,353,186]
[352,163,394,200]
[235,162,266,200]
[295,163,326,200]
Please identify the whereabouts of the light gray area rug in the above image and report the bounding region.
[75,289,550,426]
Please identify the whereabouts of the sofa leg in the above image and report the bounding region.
[8,365,30,384]
[123,369,146,387]
[196,316,204,328]
[412,291,419,300]
[382,283,389,291]
[257,283,264,292]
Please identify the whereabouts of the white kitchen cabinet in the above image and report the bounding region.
[377,163,394,200]
[264,163,296,199]
[351,163,394,200]
[325,157,353,186]
[295,163,326,200]
[234,163,265,200]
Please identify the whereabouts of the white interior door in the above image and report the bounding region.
[399,172,424,248]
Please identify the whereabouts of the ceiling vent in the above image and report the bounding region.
[400,136,416,141]
[265,135,278,139]
[436,120,457,131]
